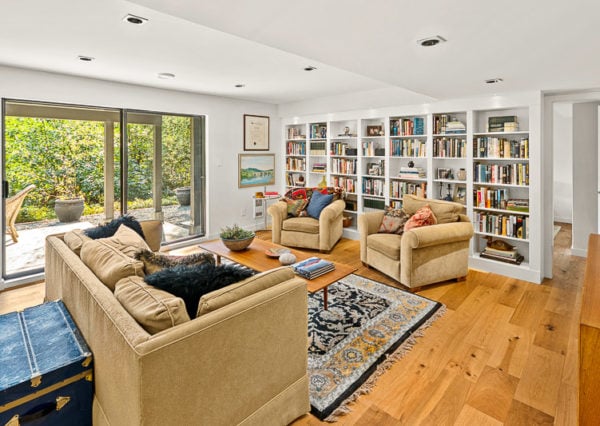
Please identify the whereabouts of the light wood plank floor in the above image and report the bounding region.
[0,224,582,425]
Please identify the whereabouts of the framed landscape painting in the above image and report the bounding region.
[239,154,275,188]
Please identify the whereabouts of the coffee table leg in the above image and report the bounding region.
[215,254,222,265]
[323,288,328,310]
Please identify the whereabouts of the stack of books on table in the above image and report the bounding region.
[292,257,335,279]
[480,246,524,265]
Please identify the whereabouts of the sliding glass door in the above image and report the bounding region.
[2,100,205,284]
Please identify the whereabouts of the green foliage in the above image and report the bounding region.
[5,114,193,223]
[220,224,254,240]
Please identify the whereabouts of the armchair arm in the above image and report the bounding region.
[268,201,287,244]
[358,211,385,263]
[320,199,345,223]
[318,199,345,252]
[401,221,474,250]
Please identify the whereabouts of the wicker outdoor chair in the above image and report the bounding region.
[6,184,35,243]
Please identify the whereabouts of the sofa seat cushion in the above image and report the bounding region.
[367,233,402,261]
[402,194,463,224]
[282,217,319,234]
[197,267,295,317]
[80,238,145,291]
[63,229,93,256]
[115,276,190,334]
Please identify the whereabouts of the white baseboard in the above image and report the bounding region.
[571,247,587,258]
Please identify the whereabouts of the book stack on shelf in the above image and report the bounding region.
[487,115,519,133]
[475,137,529,158]
[390,139,426,157]
[398,166,426,179]
[331,158,356,174]
[287,128,305,139]
[331,142,349,156]
[292,257,335,279]
[475,187,509,209]
[445,120,466,134]
[310,141,327,155]
[480,245,524,265]
[311,163,326,173]
[364,198,385,209]
[506,199,529,213]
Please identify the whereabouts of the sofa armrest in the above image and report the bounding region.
[268,201,287,244]
[358,211,385,262]
[401,221,474,250]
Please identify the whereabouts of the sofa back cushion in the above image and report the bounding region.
[63,229,93,256]
[80,239,145,291]
[115,276,190,334]
[139,220,163,252]
[402,194,464,224]
[197,267,295,317]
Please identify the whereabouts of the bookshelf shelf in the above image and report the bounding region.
[474,206,530,216]
[474,131,529,136]
[474,231,529,243]
[474,182,529,188]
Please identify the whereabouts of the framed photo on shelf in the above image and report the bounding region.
[453,184,467,204]
[238,154,275,188]
[366,125,383,136]
[244,114,270,151]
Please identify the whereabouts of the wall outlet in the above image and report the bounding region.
[241,207,247,216]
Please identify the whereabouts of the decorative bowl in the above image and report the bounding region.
[221,234,255,251]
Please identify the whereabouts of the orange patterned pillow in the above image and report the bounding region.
[404,205,438,232]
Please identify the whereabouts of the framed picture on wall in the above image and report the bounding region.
[239,154,275,188]
[453,184,467,204]
[244,114,270,151]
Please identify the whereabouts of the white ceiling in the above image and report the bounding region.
[1,0,599,105]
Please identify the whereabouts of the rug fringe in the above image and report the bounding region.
[323,305,447,422]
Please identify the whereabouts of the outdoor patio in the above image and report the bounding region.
[6,205,194,277]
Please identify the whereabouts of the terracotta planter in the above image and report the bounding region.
[55,198,84,223]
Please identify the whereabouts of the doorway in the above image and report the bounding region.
[2,100,205,285]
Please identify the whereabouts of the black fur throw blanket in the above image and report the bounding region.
[135,249,215,275]
[84,215,145,240]
[145,263,255,317]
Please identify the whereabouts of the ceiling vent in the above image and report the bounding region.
[417,35,446,47]
[123,14,148,25]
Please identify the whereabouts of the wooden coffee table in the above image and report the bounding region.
[197,238,356,309]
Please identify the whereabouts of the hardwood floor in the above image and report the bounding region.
[0,224,582,425]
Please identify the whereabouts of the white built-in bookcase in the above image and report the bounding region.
[281,93,542,283]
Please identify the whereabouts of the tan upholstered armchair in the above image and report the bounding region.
[268,198,345,252]
[359,195,474,289]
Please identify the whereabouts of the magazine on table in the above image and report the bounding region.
[292,257,335,279]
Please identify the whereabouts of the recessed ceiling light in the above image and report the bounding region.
[235,84,245,88]
[123,14,148,25]
[417,35,446,47]
[78,55,94,62]
[157,73,175,80]
[304,66,317,71]
[485,78,503,84]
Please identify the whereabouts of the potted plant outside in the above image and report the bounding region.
[53,165,84,223]
[175,186,191,206]
[220,224,255,251]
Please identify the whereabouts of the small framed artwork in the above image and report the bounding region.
[244,114,270,151]
[454,184,467,204]
[239,154,275,188]
[366,125,383,136]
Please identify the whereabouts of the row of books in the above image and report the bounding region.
[310,141,327,156]
[293,257,335,280]
[474,187,510,209]
[364,197,385,209]
[285,158,305,171]
[474,213,529,240]
[286,141,306,156]
[330,158,357,174]
[285,173,305,187]
[390,181,427,199]
[474,163,529,186]
[390,139,426,157]
[331,176,356,193]
[480,246,524,265]
[433,137,467,158]
[311,162,326,173]
[398,166,426,179]
[390,117,425,136]
[362,177,385,196]
[362,141,385,156]
[310,123,327,139]
[487,115,519,132]
[474,137,529,159]
[330,142,355,156]
[287,127,305,140]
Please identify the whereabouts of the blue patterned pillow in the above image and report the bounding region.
[306,191,333,219]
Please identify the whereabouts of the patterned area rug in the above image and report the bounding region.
[308,274,445,421]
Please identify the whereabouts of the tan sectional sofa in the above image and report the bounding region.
[45,222,310,426]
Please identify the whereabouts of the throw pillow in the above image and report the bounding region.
[145,263,254,318]
[85,215,145,240]
[282,197,308,217]
[134,249,215,275]
[306,191,333,219]
[101,224,151,258]
[404,205,438,232]
[115,276,190,334]
[63,228,93,256]
[378,207,410,234]
[290,188,308,200]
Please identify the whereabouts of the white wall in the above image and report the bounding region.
[0,65,280,243]
[571,102,599,256]
[552,103,573,223]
